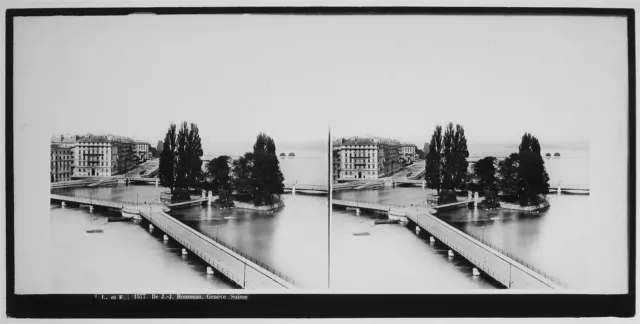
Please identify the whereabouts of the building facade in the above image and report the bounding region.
[333,137,403,180]
[50,144,74,182]
[399,143,418,164]
[135,141,152,160]
[73,135,136,177]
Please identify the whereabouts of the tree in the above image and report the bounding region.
[216,189,235,209]
[174,121,203,192]
[207,155,232,195]
[473,156,498,193]
[517,133,550,206]
[425,125,443,193]
[442,123,455,190]
[231,152,255,201]
[251,133,285,206]
[159,123,177,193]
[159,121,203,197]
[497,153,520,200]
[426,123,470,193]
[451,124,469,190]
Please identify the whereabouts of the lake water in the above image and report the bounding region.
[333,147,590,290]
[48,156,328,292]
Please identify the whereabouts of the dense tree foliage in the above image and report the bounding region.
[159,122,203,199]
[159,123,177,194]
[496,133,550,206]
[517,133,550,206]
[425,125,443,193]
[425,123,470,193]
[207,155,232,195]
[231,152,255,202]
[251,133,285,206]
[472,156,498,193]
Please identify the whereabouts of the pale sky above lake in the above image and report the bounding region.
[15,14,627,152]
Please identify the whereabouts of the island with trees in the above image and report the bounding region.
[425,123,551,212]
[159,124,285,211]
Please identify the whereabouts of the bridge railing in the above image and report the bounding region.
[50,193,165,207]
[436,216,567,288]
[332,199,407,209]
[198,230,299,288]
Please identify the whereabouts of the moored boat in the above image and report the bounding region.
[388,208,408,222]
[121,207,141,220]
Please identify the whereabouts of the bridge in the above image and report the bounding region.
[332,199,563,289]
[395,179,426,186]
[548,182,590,193]
[50,194,296,289]
[283,181,378,194]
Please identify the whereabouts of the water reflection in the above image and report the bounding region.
[331,207,499,291]
[171,193,329,290]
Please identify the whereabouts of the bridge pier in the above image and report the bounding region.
[472,268,480,276]
[292,184,296,195]
[448,250,454,258]
[422,180,426,189]
[429,236,435,243]
[89,205,94,212]
[415,225,421,235]
[182,248,188,255]
[208,191,213,206]
[149,224,154,231]
[474,192,479,207]
[557,184,561,195]
[155,178,159,188]
[355,208,360,215]
[206,266,214,275]
[61,201,66,207]
[163,234,169,242]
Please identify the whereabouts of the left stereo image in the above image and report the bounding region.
[15,14,330,293]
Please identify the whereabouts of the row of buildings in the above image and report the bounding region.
[332,136,418,182]
[50,134,153,182]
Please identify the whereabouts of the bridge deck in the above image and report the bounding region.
[432,199,473,210]
[140,208,295,289]
[51,194,295,289]
[333,199,563,289]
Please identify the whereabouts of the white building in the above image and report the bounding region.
[73,135,136,177]
[399,143,418,164]
[333,137,402,181]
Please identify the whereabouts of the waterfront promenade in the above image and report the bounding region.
[50,194,296,290]
[332,199,563,289]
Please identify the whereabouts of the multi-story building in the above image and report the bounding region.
[399,143,418,164]
[135,141,152,160]
[333,137,403,180]
[50,143,74,182]
[332,141,341,183]
[73,135,136,177]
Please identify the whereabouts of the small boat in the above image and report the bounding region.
[108,216,132,223]
[86,229,103,233]
[388,208,408,222]
[121,207,141,220]
[224,216,236,220]
[374,219,399,225]
[353,232,370,236]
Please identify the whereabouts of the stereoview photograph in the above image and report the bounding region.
[328,15,626,293]
[17,14,330,293]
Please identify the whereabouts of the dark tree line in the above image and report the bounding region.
[159,122,203,200]
[425,123,469,194]
[204,133,285,207]
[470,133,550,207]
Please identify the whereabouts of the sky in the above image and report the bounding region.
[15,14,627,152]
